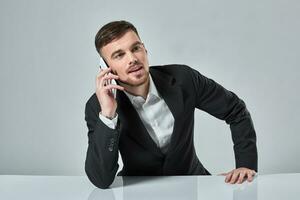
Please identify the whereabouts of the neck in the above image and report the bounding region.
[121,76,150,99]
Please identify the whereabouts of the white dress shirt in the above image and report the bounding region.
[99,74,175,154]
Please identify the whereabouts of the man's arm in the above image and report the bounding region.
[85,68,124,189]
[84,100,120,189]
[189,67,258,182]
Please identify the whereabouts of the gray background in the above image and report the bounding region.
[1,0,299,175]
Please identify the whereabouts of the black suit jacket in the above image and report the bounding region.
[84,64,257,189]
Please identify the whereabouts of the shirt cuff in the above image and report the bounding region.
[99,112,118,129]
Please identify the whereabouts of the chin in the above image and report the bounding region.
[126,73,149,87]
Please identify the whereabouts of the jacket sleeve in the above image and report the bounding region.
[189,67,258,171]
[84,100,120,189]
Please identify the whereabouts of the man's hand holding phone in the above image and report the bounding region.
[96,68,124,119]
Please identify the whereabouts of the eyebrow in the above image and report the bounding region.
[110,41,143,59]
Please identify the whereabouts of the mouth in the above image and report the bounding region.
[128,65,143,74]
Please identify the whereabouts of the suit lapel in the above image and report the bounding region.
[149,68,184,122]
[116,67,185,157]
[149,68,185,155]
[116,90,164,157]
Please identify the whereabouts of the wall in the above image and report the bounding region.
[1,0,299,175]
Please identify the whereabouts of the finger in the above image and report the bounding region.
[97,73,105,89]
[220,170,233,176]
[97,73,108,89]
[219,173,228,176]
[108,74,112,85]
[108,72,115,86]
[96,74,99,88]
[225,172,233,183]
[97,67,112,79]
[237,171,246,184]
[104,73,108,87]
[97,68,110,80]
[101,74,115,88]
[103,84,125,92]
[221,169,234,177]
[99,74,119,87]
[96,69,108,88]
[246,171,254,182]
[100,73,119,82]
[229,171,239,184]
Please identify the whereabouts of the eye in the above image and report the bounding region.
[132,45,142,52]
[114,53,124,59]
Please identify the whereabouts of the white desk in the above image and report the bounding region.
[0,173,299,200]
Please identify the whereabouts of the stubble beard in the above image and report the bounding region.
[118,71,149,88]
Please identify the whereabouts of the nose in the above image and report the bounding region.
[127,52,138,66]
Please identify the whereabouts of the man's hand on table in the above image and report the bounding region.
[219,167,256,184]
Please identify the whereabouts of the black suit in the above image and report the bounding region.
[84,64,257,189]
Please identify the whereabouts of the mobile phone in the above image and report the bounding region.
[99,57,109,69]
[99,57,117,98]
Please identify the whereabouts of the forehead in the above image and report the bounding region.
[101,30,141,58]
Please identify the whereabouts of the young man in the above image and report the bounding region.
[84,20,258,189]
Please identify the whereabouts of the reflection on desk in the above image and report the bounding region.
[0,174,299,200]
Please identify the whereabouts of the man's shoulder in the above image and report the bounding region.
[149,64,194,79]
[149,64,192,73]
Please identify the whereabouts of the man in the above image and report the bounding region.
[84,20,258,189]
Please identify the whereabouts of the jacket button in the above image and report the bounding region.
[108,146,113,151]
[108,138,115,151]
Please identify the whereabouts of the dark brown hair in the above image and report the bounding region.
[95,20,140,56]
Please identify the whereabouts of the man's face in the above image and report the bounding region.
[100,30,149,87]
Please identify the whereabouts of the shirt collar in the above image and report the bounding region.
[124,74,161,107]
